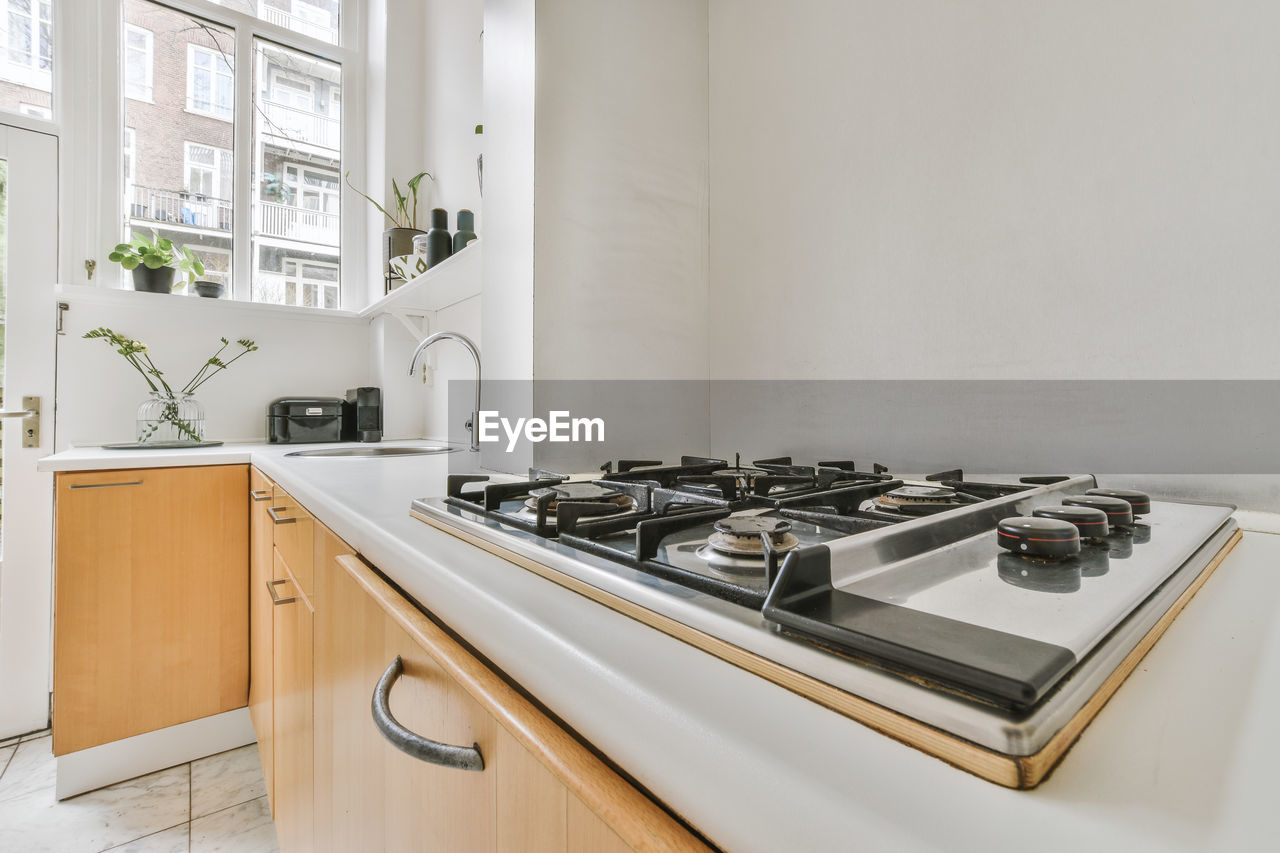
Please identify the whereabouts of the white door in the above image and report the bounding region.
[0,124,58,740]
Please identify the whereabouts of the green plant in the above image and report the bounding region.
[345,170,434,229]
[108,231,174,271]
[84,328,259,398]
[261,171,294,204]
[176,245,206,289]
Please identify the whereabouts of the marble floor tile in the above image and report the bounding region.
[190,796,279,853]
[104,822,190,853]
[0,734,56,803]
[0,763,190,853]
[191,745,266,819]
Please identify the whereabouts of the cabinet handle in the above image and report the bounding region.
[69,480,143,490]
[266,579,296,606]
[266,506,297,525]
[250,489,272,501]
[372,656,485,772]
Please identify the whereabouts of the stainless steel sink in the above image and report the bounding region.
[284,446,457,458]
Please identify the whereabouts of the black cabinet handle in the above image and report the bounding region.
[371,656,484,772]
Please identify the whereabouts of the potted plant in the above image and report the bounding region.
[345,170,434,286]
[84,327,259,443]
[108,231,178,293]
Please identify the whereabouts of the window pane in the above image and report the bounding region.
[252,39,340,306]
[209,0,340,46]
[123,1,233,295]
[0,0,53,118]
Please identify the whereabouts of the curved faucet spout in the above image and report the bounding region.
[408,331,482,452]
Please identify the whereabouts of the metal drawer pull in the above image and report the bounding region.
[250,489,272,501]
[266,579,296,606]
[69,481,143,490]
[372,656,485,771]
[266,506,297,524]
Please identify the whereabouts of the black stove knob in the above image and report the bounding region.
[1086,488,1151,517]
[1033,505,1110,540]
[997,517,1081,558]
[1062,494,1134,528]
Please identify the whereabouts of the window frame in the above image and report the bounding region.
[123,23,153,102]
[3,0,53,89]
[88,0,366,310]
[183,140,232,199]
[185,42,234,121]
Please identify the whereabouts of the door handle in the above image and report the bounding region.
[266,506,297,524]
[371,656,485,771]
[69,480,143,490]
[266,579,296,606]
[0,396,40,448]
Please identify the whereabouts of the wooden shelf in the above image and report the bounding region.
[359,242,482,320]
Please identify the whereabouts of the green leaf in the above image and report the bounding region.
[142,256,165,270]
[475,124,483,134]
[120,256,141,270]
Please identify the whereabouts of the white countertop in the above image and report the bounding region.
[39,444,1280,852]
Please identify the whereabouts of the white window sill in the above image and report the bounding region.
[55,283,364,324]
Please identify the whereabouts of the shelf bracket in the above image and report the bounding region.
[390,308,430,341]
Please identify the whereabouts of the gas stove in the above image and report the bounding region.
[411,454,1239,788]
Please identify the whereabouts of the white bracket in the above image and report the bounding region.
[390,308,430,341]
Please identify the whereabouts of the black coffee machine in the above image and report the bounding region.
[341,387,383,442]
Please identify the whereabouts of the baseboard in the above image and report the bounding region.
[55,707,255,800]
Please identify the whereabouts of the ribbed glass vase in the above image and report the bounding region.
[136,391,205,443]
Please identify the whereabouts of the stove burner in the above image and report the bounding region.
[525,482,633,515]
[712,466,771,481]
[706,516,799,557]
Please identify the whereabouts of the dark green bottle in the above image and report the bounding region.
[424,208,453,269]
[453,209,478,253]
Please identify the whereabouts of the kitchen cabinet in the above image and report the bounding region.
[52,465,249,756]
[313,548,709,853]
[270,553,313,853]
[248,468,276,810]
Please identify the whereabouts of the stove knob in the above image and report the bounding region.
[1086,488,1151,517]
[1062,494,1134,528]
[1033,505,1110,540]
[997,517,1081,558]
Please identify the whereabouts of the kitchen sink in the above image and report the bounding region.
[285,446,457,458]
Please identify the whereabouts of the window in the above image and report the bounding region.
[187,44,234,121]
[126,2,235,298]
[184,142,233,199]
[124,25,153,101]
[5,0,50,72]
[0,0,52,114]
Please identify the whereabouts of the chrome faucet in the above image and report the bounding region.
[408,331,482,452]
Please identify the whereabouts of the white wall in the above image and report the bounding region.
[421,0,484,224]
[56,291,370,447]
[708,0,1280,380]
[532,0,710,381]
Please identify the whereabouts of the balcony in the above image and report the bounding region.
[259,3,338,44]
[260,100,340,151]
[256,200,339,247]
[129,185,232,232]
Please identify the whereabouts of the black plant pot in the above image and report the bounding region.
[132,265,176,294]
[193,280,225,298]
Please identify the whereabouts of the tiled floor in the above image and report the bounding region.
[0,730,279,853]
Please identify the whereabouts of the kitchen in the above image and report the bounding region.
[1,1,1278,851]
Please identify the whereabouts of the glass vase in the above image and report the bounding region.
[136,391,205,443]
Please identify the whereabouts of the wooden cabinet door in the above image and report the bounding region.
[248,467,276,811]
[317,553,709,853]
[271,553,313,853]
[52,465,249,756]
